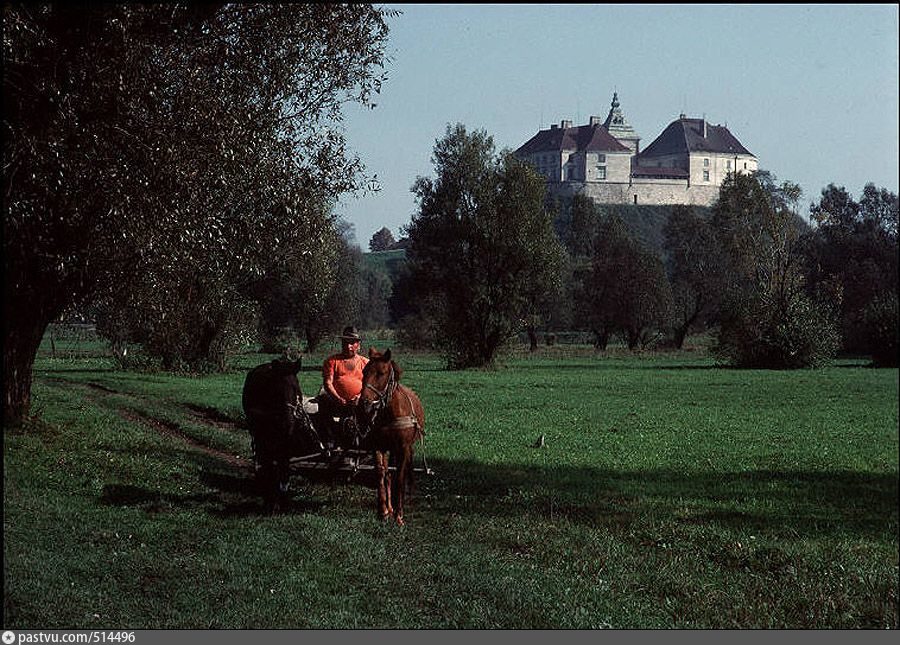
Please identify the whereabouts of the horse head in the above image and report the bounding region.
[358,347,402,429]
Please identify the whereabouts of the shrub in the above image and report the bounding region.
[862,292,899,367]
[714,291,840,369]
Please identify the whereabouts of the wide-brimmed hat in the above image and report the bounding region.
[339,326,362,342]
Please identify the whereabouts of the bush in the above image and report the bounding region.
[395,314,439,351]
[714,292,840,369]
[862,292,898,367]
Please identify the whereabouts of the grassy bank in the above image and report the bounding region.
[4,343,898,628]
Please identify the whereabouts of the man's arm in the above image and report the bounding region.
[323,359,346,405]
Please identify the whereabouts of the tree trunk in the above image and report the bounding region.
[305,325,321,353]
[626,329,641,350]
[3,292,61,426]
[673,324,689,350]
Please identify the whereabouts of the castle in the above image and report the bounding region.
[515,93,758,208]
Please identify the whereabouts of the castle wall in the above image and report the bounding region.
[548,180,721,207]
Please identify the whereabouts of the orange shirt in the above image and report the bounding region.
[322,353,369,401]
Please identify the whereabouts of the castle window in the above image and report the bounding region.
[597,154,606,163]
[726,160,732,170]
[743,162,747,169]
[596,166,606,180]
[703,170,710,181]
[703,158,710,167]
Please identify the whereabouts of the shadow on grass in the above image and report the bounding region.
[96,445,898,541]
[418,459,898,539]
[98,459,324,519]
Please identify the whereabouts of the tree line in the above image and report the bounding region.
[373,126,897,371]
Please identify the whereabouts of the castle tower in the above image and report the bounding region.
[602,92,641,154]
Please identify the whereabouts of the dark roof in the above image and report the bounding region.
[631,165,689,179]
[515,123,630,156]
[639,118,753,158]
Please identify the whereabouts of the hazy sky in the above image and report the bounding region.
[336,4,899,248]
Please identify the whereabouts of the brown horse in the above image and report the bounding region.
[357,348,425,525]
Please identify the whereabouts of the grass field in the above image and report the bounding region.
[4,335,898,628]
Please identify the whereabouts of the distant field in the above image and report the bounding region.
[363,248,406,276]
[4,337,898,628]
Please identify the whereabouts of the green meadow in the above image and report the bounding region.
[4,335,898,628]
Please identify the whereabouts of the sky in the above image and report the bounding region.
[335,4,900,249]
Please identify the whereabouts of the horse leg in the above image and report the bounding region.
[251,428,278,511]
[273,456,291,512]
[375,450,392,520]
[384,454,394,518]
[393,443,413,526]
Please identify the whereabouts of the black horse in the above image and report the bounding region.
[242,357,322,510]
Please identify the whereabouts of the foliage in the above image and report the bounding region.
[94,265,259,372]
[662,205,725,348]
[355,249,406,330]
[369,226,397,252]
[402,124,565,367]
[714,288,840,369]
[710,172,839,368]
[805,183,899,355]
[251,220,362,354]
[357,261,394,330]
[3,4,394,422]
[582,214,672,350]
[861,291,899,367]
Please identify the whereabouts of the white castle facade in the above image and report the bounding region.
[515,93,759,207]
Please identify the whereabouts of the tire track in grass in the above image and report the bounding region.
[44,378,252,471]
[117,407,252,471]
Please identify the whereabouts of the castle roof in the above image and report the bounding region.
[515,122,631,156]
[639,117,754,158]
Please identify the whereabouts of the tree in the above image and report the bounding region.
[710,172,839,368]
[369,227,397,252]
[3,4,393,424]
[662,205,724,348]
[806,183,898,359]
[251,218,365,354]
[583,214,671,350]
[402,124,565,367]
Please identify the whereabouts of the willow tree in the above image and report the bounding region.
[403,124,565,368]
[710,172,839,368]
[3,4,394,424]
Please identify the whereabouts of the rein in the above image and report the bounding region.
[364,364,398,408]
[363,364,423,435]
[286,395,325,451]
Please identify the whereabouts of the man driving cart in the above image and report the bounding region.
[318,326,369,448]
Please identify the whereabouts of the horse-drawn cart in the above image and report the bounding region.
[243,352,429,522]
[286,396,434,481]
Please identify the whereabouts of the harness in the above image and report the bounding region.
[363,365,417,429]
[286,395,326,452]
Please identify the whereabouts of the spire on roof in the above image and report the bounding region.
[604,92,626,128]
[602,92,640,153]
